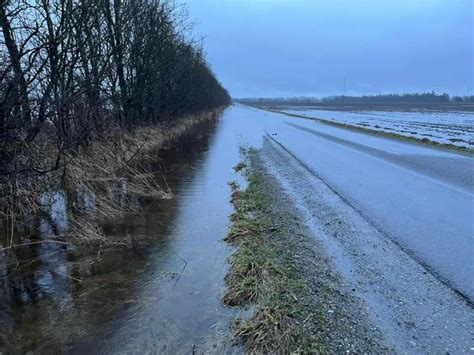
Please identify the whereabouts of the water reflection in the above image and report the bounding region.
[0,115,242,353]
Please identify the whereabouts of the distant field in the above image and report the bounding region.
[267,106,474,149]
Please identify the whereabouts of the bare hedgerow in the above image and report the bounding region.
[1,0,230,243]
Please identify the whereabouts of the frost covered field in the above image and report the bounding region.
[277,107,474,149]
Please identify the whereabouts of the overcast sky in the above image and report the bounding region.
[185,0,473,98]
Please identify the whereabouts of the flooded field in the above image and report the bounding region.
[276,107,474,149]
[0,111,256,353]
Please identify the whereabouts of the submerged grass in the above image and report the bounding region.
[223,150,327,353]
[263,108,473,156]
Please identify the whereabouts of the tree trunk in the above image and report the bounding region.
[0,3,31,125]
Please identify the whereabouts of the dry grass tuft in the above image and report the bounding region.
[123,165,172,200]
[64,214,128,247]
[77,180,138,219]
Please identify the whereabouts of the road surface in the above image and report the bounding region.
[229,104,473,352]
[235,104,474,301]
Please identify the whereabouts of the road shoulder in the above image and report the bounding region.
[223,148,389,353]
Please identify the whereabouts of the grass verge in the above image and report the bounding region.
[263,108,473,156]
[224,149,389,353]
[224,149,326,353]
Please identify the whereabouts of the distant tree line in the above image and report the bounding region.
[0,0,230,179]
[322,92,474,104]
[237,92,474,106]
[450,95,474,103]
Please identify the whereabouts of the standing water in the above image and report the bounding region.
[0,106,266,353]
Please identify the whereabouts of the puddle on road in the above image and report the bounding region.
[0,112,250,353]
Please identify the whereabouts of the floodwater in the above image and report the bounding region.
[0,109,257,354]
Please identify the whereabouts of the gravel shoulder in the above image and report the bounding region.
[260,134,473,353]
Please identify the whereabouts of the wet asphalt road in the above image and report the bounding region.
[235,105,474,301]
